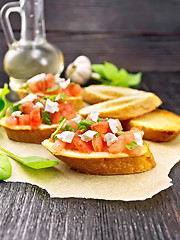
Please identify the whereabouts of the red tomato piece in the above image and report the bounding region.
[19,114,30,125]
[28,82,39,92]
[123,131,135,144]
[52,139,66,153]
[21,101,34,114]
[44,73,55,90]
[5,116,18,126]
[123,145,142,155]
[92,135,103,152]
[108,135,125,154]
[63,88,71,97]
[91,120,110,134]
[65,141,76,150]
[29,107,41,129]
[73,134,93,153]
[51,112,62,124]
[68,84,82,97]
[116,119,123,131]
[67,120,78,131]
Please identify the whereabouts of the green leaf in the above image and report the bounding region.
[0,84,13,119]
[125,141,138,151]
[45,84,59,93]
[55,93,66,102]
[0,152,12,180]
[41,111,51,125]
[58,116,65,123]
[61,123,75,132]
[127,72,142,87]
[0,147,58,170]
[91,64,106,79]
[117,131,124,135]
[95,132,100,138]
[8,103,21,116]
[103,62,119,80]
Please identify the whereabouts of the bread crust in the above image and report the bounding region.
[0,117,59,143]
[122,109,180,142]
[79,92,162,120]
[42,140,156,175]
[17,88,84,111]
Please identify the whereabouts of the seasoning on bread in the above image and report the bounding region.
[42,112,156,175]
[79,92,162,120]
[122,109,180,142]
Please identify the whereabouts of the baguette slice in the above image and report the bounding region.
[42,140,156,175]
[82,85,143,104]
[122,109,180,142]
[79,92,162,120]
[0,117,59,144]
[17,88,84,111]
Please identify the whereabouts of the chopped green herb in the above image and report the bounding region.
[52,118,67,142]
[41,111,51,125]
[45,84,59,93]
[58,116,65,123]
[8,103,21,116]
[78,119,94,132]
[61,123,75,132]
[125,141,138,151]
[20,83,29,89]
[117,131,124,135]
[97,117,103,122]
[95,132,100,138]
[55,93,66,102]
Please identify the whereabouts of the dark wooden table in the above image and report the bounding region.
[0,0,180,239]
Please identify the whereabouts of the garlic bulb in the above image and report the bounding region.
[65,56,92,85]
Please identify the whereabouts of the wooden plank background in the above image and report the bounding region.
[1,0,180,86]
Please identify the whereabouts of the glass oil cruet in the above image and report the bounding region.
[0,0,64,91]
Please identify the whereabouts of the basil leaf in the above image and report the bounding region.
[97,117,103,122]
[58,116,65,123]
[45,85,59,93]
[8,103,21,116]
[125,141,138,151]
[128,72,142,87]
[41,111,51,125]
[0,147,58,170]
[117,131,124,135]
[103,62,119,80]
[52,118,67,141]
[91,64,106,79]
[0,152,12,180]
[95,132,100,138]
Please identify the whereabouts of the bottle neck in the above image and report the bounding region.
[20,0,46,44]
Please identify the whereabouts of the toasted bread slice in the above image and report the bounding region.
[17,88,84,111]
[122,109,180,142]
[79,92,162,120]
[42,140,156,175]
[82,85,143,104]
[0,117,59,144]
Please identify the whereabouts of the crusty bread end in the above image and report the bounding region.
[42,140,156,175]
[122,109,180,142]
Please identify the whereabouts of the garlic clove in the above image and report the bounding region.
[73,55,91,66]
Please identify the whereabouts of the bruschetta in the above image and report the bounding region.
[0,93,76,143]
[17,73,84,111]
[42,112,156,175]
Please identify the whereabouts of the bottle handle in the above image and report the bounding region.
[0,2,21,46]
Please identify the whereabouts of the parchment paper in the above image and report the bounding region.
[0,127,179,201]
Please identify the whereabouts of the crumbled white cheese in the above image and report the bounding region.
[11,111,21,117]
[108,119,118,134]
[55,76,66,84]
[19,93,38,104]
[56,131,75,143]
[89,111,99,122]
[59,78,70,89]
[45,99,59,113]
[71,114,81,124]
[133,132,143,146]
[27,73,46,83]
[79,130,98,142]
[34,102,44,108]
[104,133,118,146]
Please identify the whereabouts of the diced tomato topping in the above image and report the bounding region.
[21,101,34,114]
[29,107,41,129]
[52,139,66,153]
[19,114,30,125]
[68,84,82,97]
[67,120,78,131]
[58,103,76,120]
[92,135,103,152]
[108,135,125,154]
[28,82,39,92]
[44,73,55,89]
[91,120,110,134]
[5,116,18,126]
[62,88,71,97]
[123,145,142,155]
[51,112,62,124]
[116,119,123,131]
[123,131,135,144]
[72,134,93,153]
[65,141,76,150]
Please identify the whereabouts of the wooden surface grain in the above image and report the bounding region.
[0,73,180,240]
